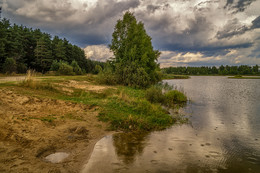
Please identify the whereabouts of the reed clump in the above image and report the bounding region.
[19,70,55,90]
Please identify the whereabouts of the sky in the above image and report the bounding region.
[1,0,260,67]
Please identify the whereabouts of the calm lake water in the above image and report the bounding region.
[82,76,260,173]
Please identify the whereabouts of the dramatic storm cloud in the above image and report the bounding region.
[1,0,260,66]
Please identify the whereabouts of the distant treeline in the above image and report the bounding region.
[162,65,260,75]
[0,18,104,74]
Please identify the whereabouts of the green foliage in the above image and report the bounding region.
[162,74,190,79]
[2,58,16,74]
[50,60,83,75]
[228,76,260,79]
[34,35,53,72]
[0,18,104,74]
[145,86,165,103]
[145,83,187,107]
[109,12,161,88]
[71,60,83,75]
[94,64,103,74]
[57,62,74,75]
[164,90,187,106]
[50,60,60,71]
[96,63,118,85]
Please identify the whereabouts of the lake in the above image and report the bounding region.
[82,76,260,173]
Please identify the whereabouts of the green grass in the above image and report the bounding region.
[19,79,57,91]
[98,95,173,131]
[228,75,260,79]
[162,74,190,79]
[57,87,182,131]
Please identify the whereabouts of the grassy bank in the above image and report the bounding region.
[228,75,260,79]
[162,74,190,79]
[2,74,188,132]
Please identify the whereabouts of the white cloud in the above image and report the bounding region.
[84,45,113,62]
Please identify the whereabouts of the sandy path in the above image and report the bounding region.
[0,76,26,83]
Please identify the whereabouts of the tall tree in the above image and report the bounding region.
[109,12,161,88]
[34,35,52,72]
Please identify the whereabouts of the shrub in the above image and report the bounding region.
[97,71,118,85]
[71,60,83,75]
[94,65,103,74]
[50,60,60,71]
[164,90,187,106]
[96,64,118,85]
[145,83,187,107]
[57,62,74,75]
[145,86,165,103]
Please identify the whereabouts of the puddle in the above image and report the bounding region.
[45,152,69,163]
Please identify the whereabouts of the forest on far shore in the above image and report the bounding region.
[0,18,104,75]
[162,65,260,75]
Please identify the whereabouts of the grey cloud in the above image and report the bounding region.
[252,16,260,29]
[216,16,260,39]
[146,3,169,13]
[216,18,249,39]
[144,13,215,51]
[225,0,256,13]
[147,5,160,13]
[2,0,140,47]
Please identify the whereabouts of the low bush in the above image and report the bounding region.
[96,65,118,85]
[164,90,187,106]
[145,83,187,107]
[57,63,74,75]
[145,86,165,103]
[50,60,83,75]
[50,60,60,71]
[71,60,83,75]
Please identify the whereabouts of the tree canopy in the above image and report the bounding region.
[109,12,161,88]
[0,18,104,74]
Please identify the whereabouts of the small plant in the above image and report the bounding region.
[145,86,165,103]
[164,90,187,106]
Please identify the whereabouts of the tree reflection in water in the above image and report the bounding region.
[112,132,149,165]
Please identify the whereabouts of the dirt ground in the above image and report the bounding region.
[0,79,113,173]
